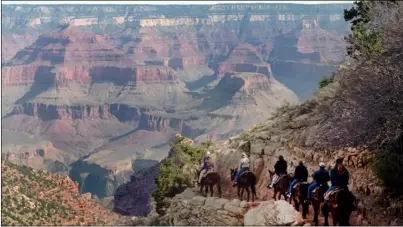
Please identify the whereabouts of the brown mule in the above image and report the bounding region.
[290,182,310,219]
[197,170,222,198]
[321,187,357,226]
[310,184,329,226]
[268,170,293,200]
[230,168,257,202]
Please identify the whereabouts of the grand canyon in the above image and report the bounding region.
[2,3,351,217]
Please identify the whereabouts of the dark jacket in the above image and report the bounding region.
[330,167,349,187]
[294,165,308,181]
[274,159,287,174]
[312,167,330,185]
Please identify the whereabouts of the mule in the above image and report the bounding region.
[321,187,357,226]
[310,184,329,226]
[268,170,293,200]
[197,169,222,197]
[230,168,257,202]
[290,181,310,219]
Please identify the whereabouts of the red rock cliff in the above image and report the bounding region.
[218,43,272,78]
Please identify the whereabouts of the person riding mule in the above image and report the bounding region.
[232,152,250,187]
[201,150,211,167]
[321,159,357,226]
[268,155,288,188]
[306,162,331,226]
[307,162,330,202]
[324,158,350,205]
[286,161,308,198]
[198,154,215,185]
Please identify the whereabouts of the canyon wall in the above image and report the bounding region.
[2,3,350,209]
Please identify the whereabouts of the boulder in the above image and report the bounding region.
[244,200,305,226]
[179,188,198,199]
[224,203,246,214]
[212,198,229,209]
[191,196,206,206]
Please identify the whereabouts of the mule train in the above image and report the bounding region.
[197,151,357,226]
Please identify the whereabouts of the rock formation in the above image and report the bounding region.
[2,3,349,209]
[244,200,305,226]
[148,188,304,226]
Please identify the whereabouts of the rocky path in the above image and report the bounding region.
[263,189,334,226]
[256,189,334,226]
[197,185,334,226]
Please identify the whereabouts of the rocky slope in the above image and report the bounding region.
[130,99,402,226]
[2,3,350,208]
[187,84,402,225]
[154,188,305,226]
[1,160,127,225]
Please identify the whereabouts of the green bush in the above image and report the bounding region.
[152,138,207,215]
[344,1,384,59]
[372,138,403,197]
[318,76,333,88]
[201,141,213,148]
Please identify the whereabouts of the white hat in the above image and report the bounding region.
[206,151,211,155]
[319,162,325,167]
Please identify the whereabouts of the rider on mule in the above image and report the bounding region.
[268,155,288,188]
[201,151,211,166]
[324,158,349,204]
[198,154,215,184]
[307,162,330,201]
[286,161,308,198]
[232,152,250,187]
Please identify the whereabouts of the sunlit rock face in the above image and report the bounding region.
[2,3,350,213]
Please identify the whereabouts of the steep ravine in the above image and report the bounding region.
[69,158,159,199]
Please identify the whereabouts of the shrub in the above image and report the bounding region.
[314,1,403,196]
[371,135,403,196]
[152,138,206,215]
[344,1,384,59]
[201,140,213,148]
[318,76,333,88]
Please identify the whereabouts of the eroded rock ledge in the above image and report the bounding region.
[159,188,305,226]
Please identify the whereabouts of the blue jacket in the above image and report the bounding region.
[312,167,330,185]
[330,167,349,187]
